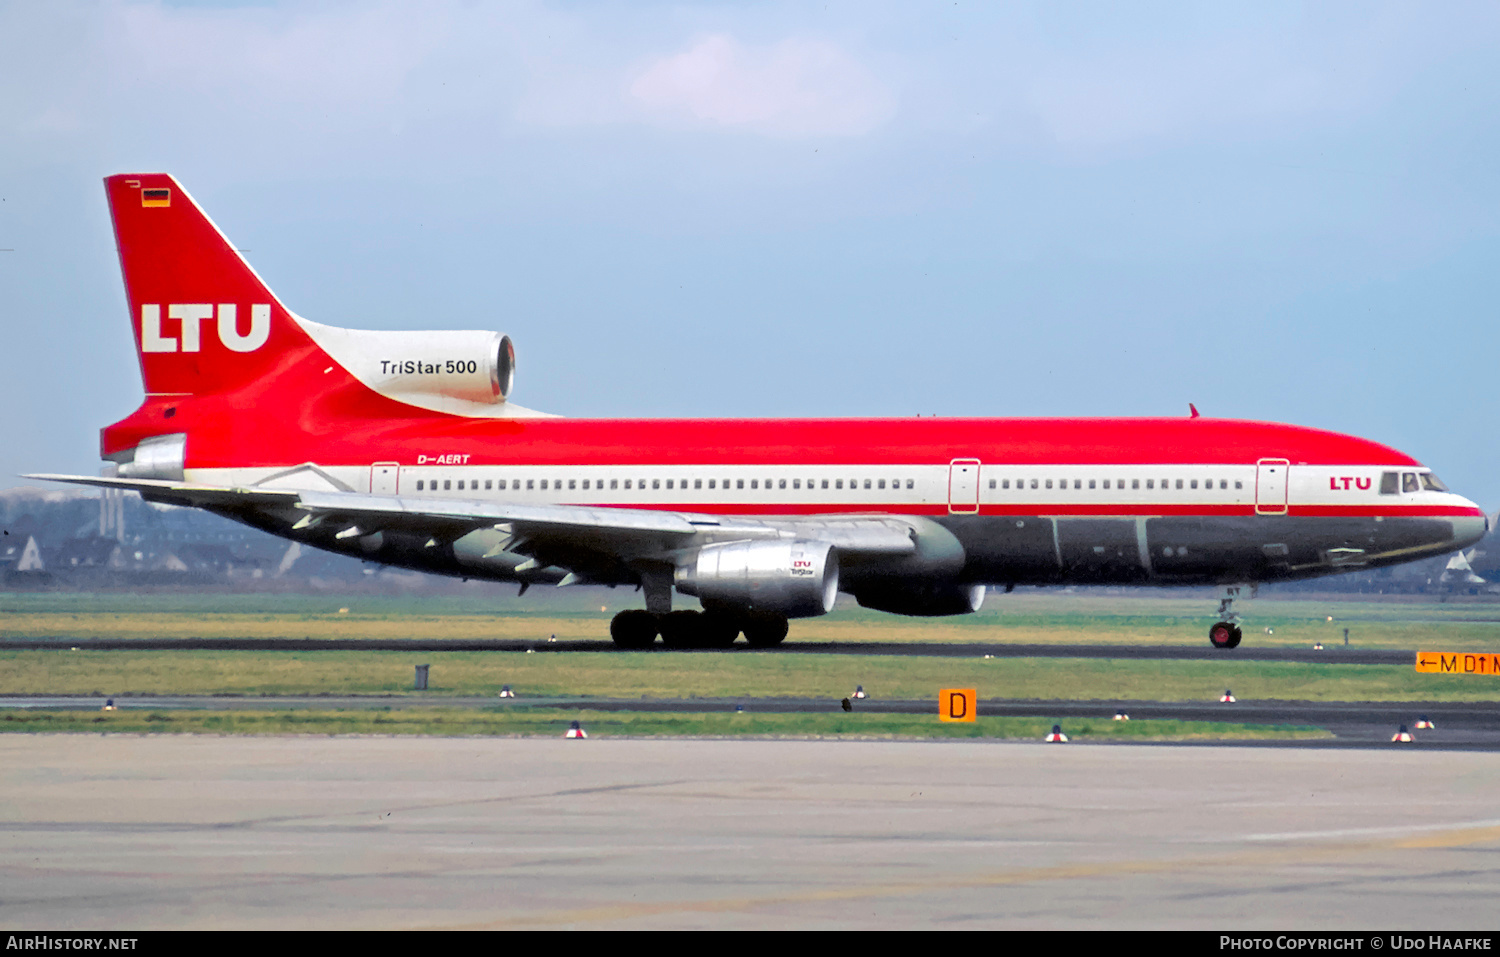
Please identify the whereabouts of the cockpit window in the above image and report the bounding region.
[1420,472,1449,492]
[1402,472,1420,493]
[1379,472,1398,495]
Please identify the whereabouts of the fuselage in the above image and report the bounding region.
[107,403,1487,588]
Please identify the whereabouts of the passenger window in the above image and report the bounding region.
[779,479,787,490]
[1190,480,1198,489]
[751,480,758,489]
[989,479,996,489]
[1103,480,1110,490]
[1146,479,1154,489]
[737,479,745,489]
[486,479,493,490]
[878,479,886,490]
[1002,479,1010,489]
[416,480,424,491]
[822,480,830,489]
[793,479,801,489]
[835,479,843,489]
[1073,479,1081,489]
[623,479,631,489]
[444,480,452,491]
[864,479,872,490]
[1030,479,1038,489]
[1045,479,1053,489]
[1402,472,1419,493]
[653,479,661,490]
[1175,479,1183,490]
[1089,479,1096,489]
[906,479,914,490]
[526,479,534,490]
[1132,479,1140,490]
[668,479,676,490]
[694,479,702,490]
[1235,480,1243,490]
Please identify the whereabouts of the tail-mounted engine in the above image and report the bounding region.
[675,539,839,619]
[297,321,515,412]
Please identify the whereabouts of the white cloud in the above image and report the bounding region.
[628,34,894,137]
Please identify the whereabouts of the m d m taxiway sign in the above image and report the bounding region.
[1416,651,1500,676]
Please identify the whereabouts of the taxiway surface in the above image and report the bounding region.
[3,735,1499,930]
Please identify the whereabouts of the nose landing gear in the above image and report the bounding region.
[1208,585,1252,649]
[1209,620,1242,649]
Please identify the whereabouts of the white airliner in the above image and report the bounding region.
[30,174,1489,649]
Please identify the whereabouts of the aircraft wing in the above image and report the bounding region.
[25,474,918,573]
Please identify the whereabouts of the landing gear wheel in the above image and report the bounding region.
[659,610,705,649]
[610,609,660,649]
[698,612,741,649]
[1209,621,1242,650]
[743,617,790,648]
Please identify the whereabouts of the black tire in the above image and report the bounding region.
[610,609,659,649]
[743,617,790,648]
[1209,621,1235,649]
[699,611,741,649]
[659,610,704,649]
[1226,625,1243,649]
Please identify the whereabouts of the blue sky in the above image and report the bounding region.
[3,1,1498,507]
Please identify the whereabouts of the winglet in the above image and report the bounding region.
[1189,403,1201,418]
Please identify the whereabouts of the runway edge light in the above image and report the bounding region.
[1392,724,1413,743]
[1045,725,1069,743]
[1220,689,1236,703]
[566,720,587,739]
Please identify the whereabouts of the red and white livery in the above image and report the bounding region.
[31,174,1489,649]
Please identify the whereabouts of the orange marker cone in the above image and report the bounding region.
[1044,724,1068,743]
[565,720,587,739]
[1391,725,1413,743]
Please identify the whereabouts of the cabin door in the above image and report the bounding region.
[1255,459,1289,515]
[371,462,400,495]
[948,459,981,514]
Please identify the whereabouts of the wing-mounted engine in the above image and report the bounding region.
[853,581,986,617]
[675,539,839,618]
[296,319,519,415]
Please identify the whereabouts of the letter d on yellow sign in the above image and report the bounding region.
[939,688,977,723]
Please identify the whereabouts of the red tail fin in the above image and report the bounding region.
[106,174,313,397]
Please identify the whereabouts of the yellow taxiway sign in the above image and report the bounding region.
[939,688,977,722]
[1416,651,1500,676]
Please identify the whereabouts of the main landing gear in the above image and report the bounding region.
[608,609,790,650]
[1208,585,1252,649]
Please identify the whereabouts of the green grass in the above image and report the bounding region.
[3,649,1497,702]
[0,708,1331,741]
[5,591,1500,650]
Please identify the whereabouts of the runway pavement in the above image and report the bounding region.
[3,636,1417,663]
[5,694,1496,749]
[3,735,1499,929]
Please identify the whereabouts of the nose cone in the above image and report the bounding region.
[1451,498,1489,551]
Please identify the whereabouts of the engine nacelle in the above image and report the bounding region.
[675,539,839,619]
[853,581,986,617]
[299,321,515,408]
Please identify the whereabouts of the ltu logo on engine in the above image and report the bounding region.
[139,304,271,353]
